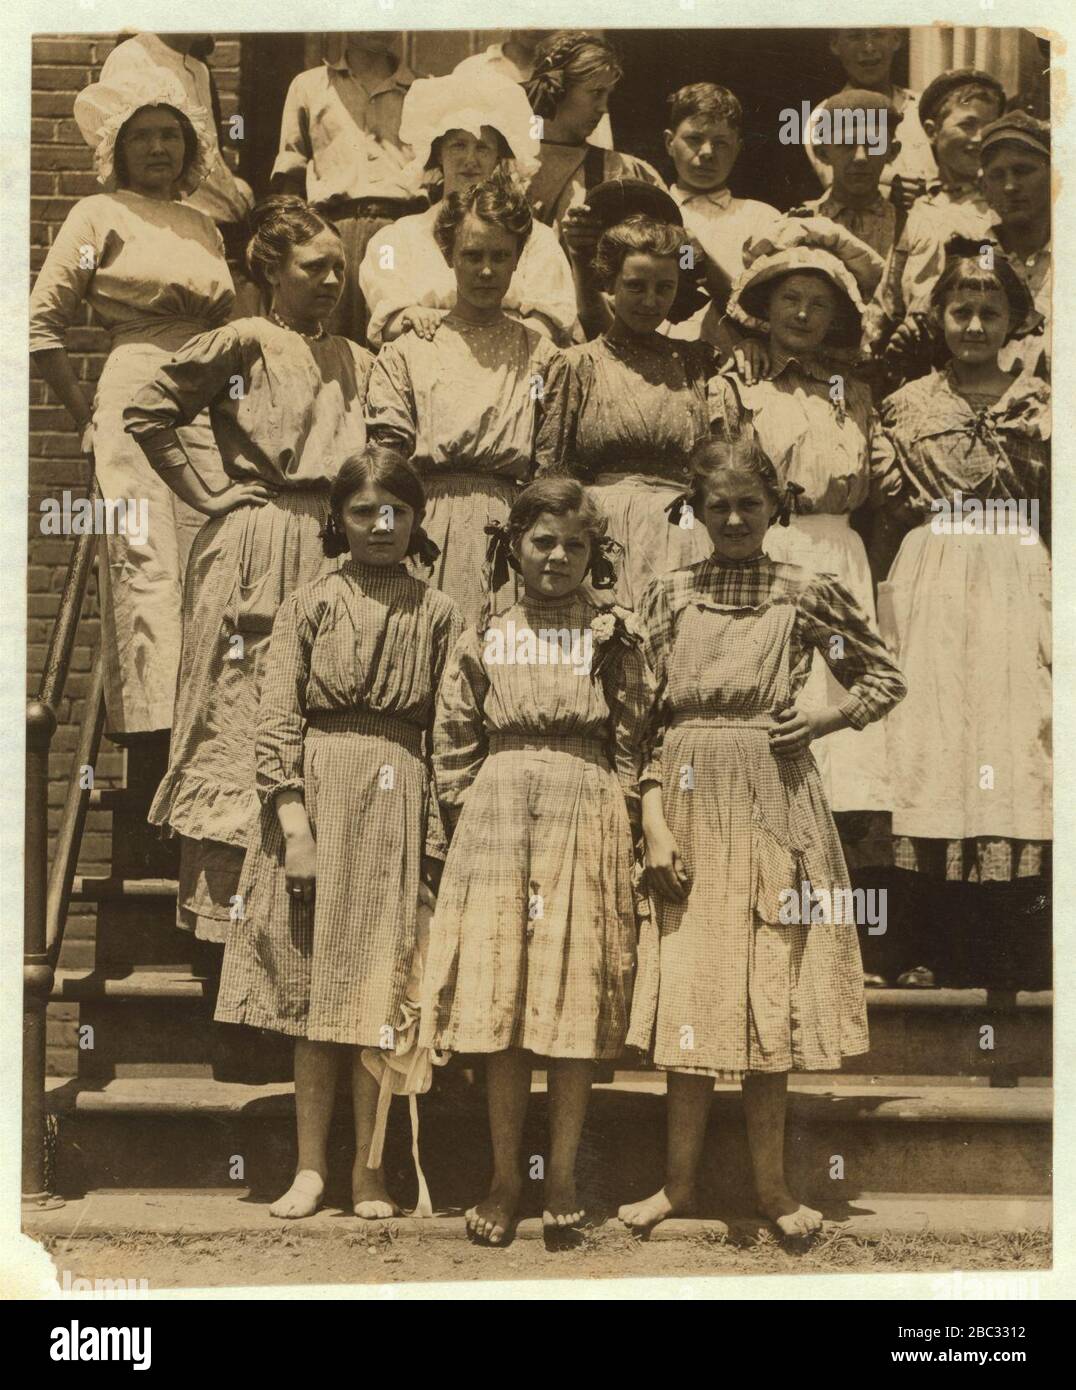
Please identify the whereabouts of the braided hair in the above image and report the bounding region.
[523,31,623,121]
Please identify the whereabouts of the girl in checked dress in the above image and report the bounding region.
[620,433,905,1238]
[419,477,654,1244]
[215,451,463,1220]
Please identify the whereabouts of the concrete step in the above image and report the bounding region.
[45,1076,1052,1210]
[49,972,1053,1083]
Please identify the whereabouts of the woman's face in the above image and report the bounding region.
[767,272,839,356]
[267,227,346,322]
[449,212,521,313]
[440,126,503,197]
[699,469,777,562]
[515,509,592,598]
[613,252,680,336]
[940,285,1012,365]
[339,480,415,567]
[120,106,187,194]
[553,68,618,143]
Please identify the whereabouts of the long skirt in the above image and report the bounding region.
[149,488,340,940]
[215,712,428,1044]
[93,328,226,735]
[589,472,713,611]
[764,513,891,812]
[416,471,521,627]
[878,519,1051,881]
[627,720,870,1077]
[419,735,637,1060]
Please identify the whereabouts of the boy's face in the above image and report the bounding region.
[829,30,901,88]
[823,136,896,200]
[665,116,741,192]
[981,147,1051,230]
[926,97,1000,183]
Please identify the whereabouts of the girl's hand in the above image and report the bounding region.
[398,306,444,341]
[283,831,317,908]
[768,703,836,755]
[201,481,273,519]
[732,339,770,384]
[644,818,692,902]
[561,205,603,261]
[79,421,95,459]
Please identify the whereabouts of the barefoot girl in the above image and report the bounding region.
[215,451,463,1219]
[871,242,1051,990]
[621,434,906,1238]
[419,478,654,1243]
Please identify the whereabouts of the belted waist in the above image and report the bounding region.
[306,710,424,753]
[488,732,608,760]
[670,713,775,730]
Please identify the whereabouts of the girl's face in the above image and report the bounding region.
[338,480,415,567]
[267,227,346,322]
[514,509,593,599]
[767,272,838,356]
[699,469,777,562]
[440,127,503,197]
[552,68,618,143]
[449,212,521,314]
[613,252,680,336]
[120,107,187,194]
[940,285,1012,365]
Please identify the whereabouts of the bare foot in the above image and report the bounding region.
[618,1183,695,1234]
[466,1180,521,1245]
[352,1159,399,1220]
[269,1169,324,1220]
[543,1175,585,1229]
[758,1187,823,1238]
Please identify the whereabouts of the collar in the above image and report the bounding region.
[768,349,834,383]
[671,182,733,210]
[820,191,889,219]
[987,220,1051,267]
[701,550,767,571]
[326,52,415,93]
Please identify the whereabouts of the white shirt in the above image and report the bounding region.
[359,203,578,346]
[453,42,614,150]
[98,33,253,226]
[670,183,782,284]
[803,85,936,196]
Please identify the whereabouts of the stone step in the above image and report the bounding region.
[45,1076,1052,1209]
[49,972,1053,1082]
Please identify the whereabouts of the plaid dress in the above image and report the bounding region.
[418,596,656,1060]
[872,368,1051,882]
[537,335,716,609]
[627,554,906,1077]
[215,563,463,1045]
[365,313,560,625]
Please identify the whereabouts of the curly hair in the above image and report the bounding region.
[506,476,609,554]
[681,431,787,524]
[524,31,623,121]
[591,214,685,292]
[245,195,341,293]
[434,172,534,259]
[929,237,1033,343]
[321,448,432,560]
[667,83,744,135]
[113,103,199,189]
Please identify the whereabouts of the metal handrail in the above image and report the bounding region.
[24,484,100,1205]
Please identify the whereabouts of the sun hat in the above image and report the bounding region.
[73,69,215,194]
[583,177,684,229]
[398,70,541,192]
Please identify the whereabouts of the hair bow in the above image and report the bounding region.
[664,491,693,527]
[777,480,805,527]
[483,521,518,594]
[412,528,441,568]
[589,535,623,590]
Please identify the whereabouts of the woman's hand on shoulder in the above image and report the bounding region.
[731,338,771,386]
[398,305,444,341]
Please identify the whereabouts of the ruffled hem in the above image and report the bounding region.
[149,769,257,848]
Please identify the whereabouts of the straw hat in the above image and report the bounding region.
[398,70,541,192]
[74,70,215,194]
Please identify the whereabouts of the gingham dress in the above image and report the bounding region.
[214,563,463,1045]
[538,334,716,609]
[872,367,1051,882]
[627,554,906,1077]
[418,596,656,1060]
[365,313,561,625]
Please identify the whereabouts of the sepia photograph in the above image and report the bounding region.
[8,1,1063,1310]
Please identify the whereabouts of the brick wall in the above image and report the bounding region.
[30,33,242,1074]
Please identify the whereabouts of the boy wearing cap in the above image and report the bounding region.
[797,89,904,258]
[980,111,1051,375]
[872,68,1005,338]
[665,83,781,306]
[804,29,935,202]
